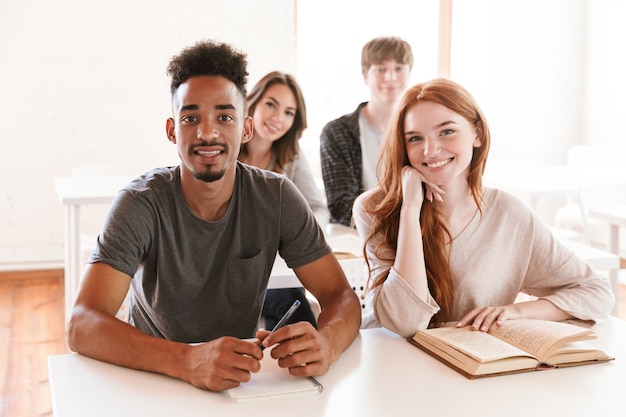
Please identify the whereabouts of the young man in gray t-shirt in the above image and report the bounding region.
[67,40,361,392]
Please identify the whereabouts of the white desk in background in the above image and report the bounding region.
[588,205,626,258]
[483,164,626,212]
[588,205,626,314]
[48,317,626,417]
[54,175,135,321]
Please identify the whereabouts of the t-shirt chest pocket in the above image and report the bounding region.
[227,248,268,306]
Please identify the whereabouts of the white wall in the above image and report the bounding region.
[584,0,626,145]
[447,0,625,225]
[295,0,440,179]
[0,0,296,269]
[297,0,626,175]
[451,0,586,165]
[296,0,440,137]
[449,0,625,164]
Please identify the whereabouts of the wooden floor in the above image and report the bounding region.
[0,270,69,417]
[1,269,625,417]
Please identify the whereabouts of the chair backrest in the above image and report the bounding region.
[561,145,626,243]
[327,232,370,309]
[566,145,626,208]
[338,257,369,310]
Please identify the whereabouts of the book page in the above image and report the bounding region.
[487,319,593,360]
[540,341,610,365]
[421,326,534,363]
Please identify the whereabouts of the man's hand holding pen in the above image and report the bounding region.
[184,298,333,391]
[256,320,332,377]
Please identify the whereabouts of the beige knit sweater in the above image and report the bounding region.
[353,187,614,337]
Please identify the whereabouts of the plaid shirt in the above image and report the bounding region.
[320,103,367,226]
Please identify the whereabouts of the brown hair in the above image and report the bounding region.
[240,71,307,173]
[363,78,491,326]
[361,36,414,76]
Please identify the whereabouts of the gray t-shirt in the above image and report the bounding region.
[89,162,329,343]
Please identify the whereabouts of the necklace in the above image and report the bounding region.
[450,207,479,241]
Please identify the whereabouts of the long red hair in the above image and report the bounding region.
[363,78,491,326]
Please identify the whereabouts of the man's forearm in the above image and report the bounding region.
[67,307,190,381]
[316,288,361,362]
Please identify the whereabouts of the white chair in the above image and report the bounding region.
[338,257,369,310]
[325,231,369,309]
[302,231,369,318]
[554,145,626,250]
[304,257,368,317]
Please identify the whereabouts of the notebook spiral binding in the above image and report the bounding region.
[307,376,324,393]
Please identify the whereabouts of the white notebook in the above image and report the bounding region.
[226,353,323,403]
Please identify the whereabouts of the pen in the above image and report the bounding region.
[259,299,301,350]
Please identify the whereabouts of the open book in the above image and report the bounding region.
[226,353,323,403]
[408,319,614,379]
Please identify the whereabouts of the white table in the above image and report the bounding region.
[48,318,626,417]
[588,205,626,257]
[484,164,626,212]
[54,175,135,321]
[588,204,626,296]
[268,256,307,289]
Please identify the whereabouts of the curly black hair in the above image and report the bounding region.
[166,39,249,98]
